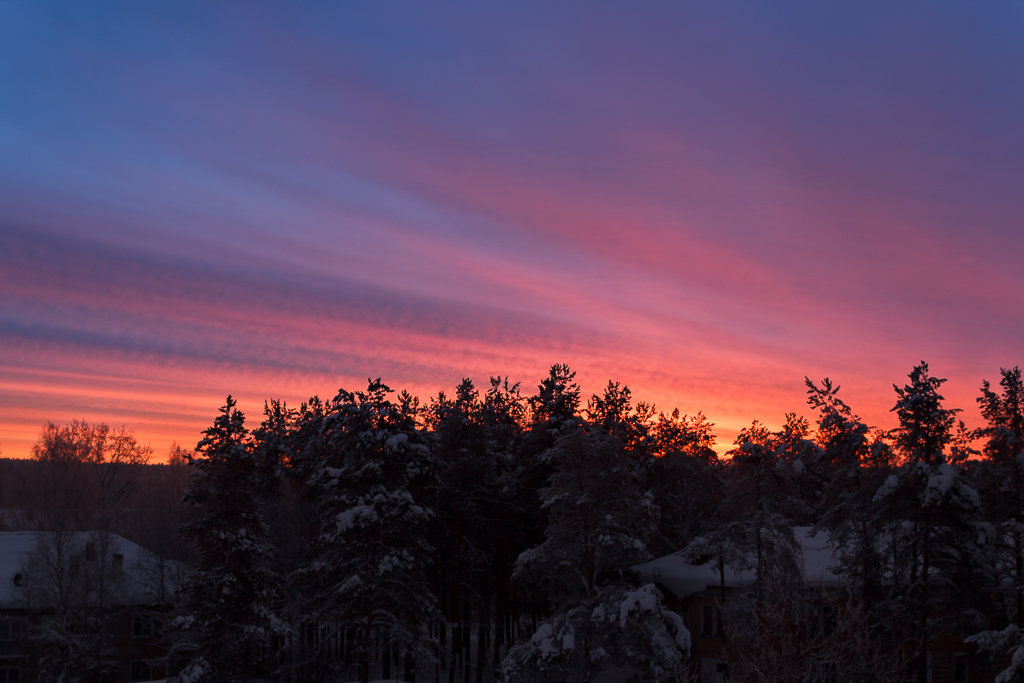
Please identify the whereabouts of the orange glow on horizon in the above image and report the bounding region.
[0,349,996,464]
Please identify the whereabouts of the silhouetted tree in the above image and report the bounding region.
[311,380,439,683]
[876,362,980,683]
[178,397,284,682]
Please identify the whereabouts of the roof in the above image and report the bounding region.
[0,530,183,609]
[635,526,842,599]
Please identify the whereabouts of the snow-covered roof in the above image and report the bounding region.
[635,527,842,599]
[0,530,183,609]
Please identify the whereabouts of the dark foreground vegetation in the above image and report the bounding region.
[4,361,1024,682]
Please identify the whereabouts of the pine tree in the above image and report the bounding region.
[719,420,802,591]
[312,379,439,683]
[875,362,980,683]
[647,409,720,554]
[966,368,1024,679]
[506,428,687,681]
[500,582,688,683]
[805,377,898,676]
[528,363,581,435]
[178,397,284,682]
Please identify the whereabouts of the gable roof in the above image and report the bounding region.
[635,526,842,599]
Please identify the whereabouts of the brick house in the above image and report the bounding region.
[0,531,183,682]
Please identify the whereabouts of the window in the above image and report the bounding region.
[953,653,968,683]
[0,619,24,641]
[112,553,124,577]
[0,667,21,683]
[130,661,152,682]
[132,615,155,638]
[700,603,718,636]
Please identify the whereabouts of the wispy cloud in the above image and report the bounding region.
[1,3,1022,458]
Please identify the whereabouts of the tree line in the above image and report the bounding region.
[11,361,1024,681]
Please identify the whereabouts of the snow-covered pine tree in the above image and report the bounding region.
[719,420,804,593]
[967,367,1024,680]
[528,363,581,436]
[979,367,1024,619]
[506,365,587,637]
[585,380,656,456]
[515,431,652,607]
[805,377,899,677]
[312,379,439,683]
[178,396,285,682]
[505,427,688,681]
[874,362,981,683]
[500,582,688,683]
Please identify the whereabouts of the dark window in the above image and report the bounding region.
[112,553,124,576]
[0,667,21,683]
[0,620,24,641]
[84,542,96,562]
[130,661,152,682]
[701,603,717,636]
[953,653,968,683]
[132,615,155,638]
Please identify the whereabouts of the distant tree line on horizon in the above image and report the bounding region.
[6,361,1024,682]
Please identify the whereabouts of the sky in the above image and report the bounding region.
[2,2,1023,461]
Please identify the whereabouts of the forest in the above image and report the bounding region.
[3,360,1024,683]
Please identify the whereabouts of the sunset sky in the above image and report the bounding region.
[2,3,1023,460]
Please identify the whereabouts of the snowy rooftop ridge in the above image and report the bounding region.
[635,526,841,599]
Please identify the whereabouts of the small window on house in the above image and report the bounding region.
[130,660,152,682]
[132,615,155,638]
[953,653,968,683]
[84,542,95,562]
[112,553,124,576]
[0,619,25,643]
[0,620,24,641]
[701,603,718,636]
[0,666,23,683]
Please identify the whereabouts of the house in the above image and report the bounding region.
[0,530,184,683]
[636,527,1002,683]
[635,527,839,682]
